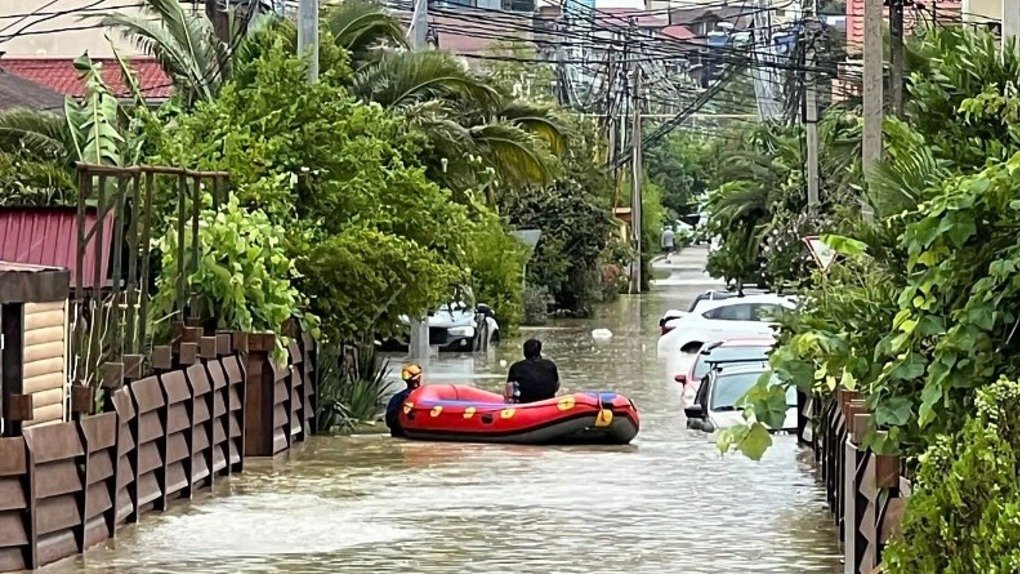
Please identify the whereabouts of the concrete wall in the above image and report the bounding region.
[0,0,156,57]
[962,0,1001,23]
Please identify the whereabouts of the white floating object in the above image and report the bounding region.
[499,359,507,368]
[591,328,613,340]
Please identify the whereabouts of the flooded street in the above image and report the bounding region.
[52,252,841,573]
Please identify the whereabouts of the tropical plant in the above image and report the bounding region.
[65,54,124,166]
[323,0,408,70]
[316,341,394,433]
[717,26,1020,460]
[100,0,230,107]
[0,149,76,205]
[348,48,564,200]
[149,195,311,351]
[883,377,1020,573]
[151,40,472,341]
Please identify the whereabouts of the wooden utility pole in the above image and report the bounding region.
[889,0,905,116]
[1005,0,1020,49]
[861,0,883,221]
[630,67,643,294]
[297,0,319,83]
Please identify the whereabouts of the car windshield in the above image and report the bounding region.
[693,346,771,380]
[710,372,796,411]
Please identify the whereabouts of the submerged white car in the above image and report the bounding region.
[657,293,798,356]
[378,301,500,353]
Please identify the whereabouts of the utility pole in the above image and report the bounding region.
[805,20,819,209]
[410,0,429,50]
[630,66,643,294]
[1005,0,1020,49]
[889,0,905,116]
[297,0,319,82]
[205,0,231,45]
[861,0,883,221]
[408,0,430,362]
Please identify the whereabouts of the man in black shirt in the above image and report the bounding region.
[506,339,560,403]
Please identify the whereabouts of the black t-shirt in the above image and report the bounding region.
[507,357,560,403]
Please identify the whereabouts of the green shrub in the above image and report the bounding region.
[463,210,527,329]
[523,283,551,326]
[149,195,313,351]
[884,377,1020,573]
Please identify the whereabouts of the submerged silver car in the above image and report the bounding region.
[685,364,797,433]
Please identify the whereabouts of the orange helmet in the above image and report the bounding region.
[401,364,423,388]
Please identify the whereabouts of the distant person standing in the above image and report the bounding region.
[506,339,560,403]
[661,226,675,263]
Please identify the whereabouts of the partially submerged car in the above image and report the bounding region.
[377,300,500,353]
[657,293,797,356]
[658,288,771,336]
[674,337,775,404]
[685,364,796,433]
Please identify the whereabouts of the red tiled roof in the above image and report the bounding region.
[0,207,115,289]
[661,24,695,40]
[0,57,173,100]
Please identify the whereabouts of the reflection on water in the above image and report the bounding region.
[55,290,841,574]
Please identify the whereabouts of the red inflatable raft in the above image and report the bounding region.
[398,384,640,445]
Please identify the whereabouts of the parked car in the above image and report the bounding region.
[657,293,797,356]
[658,288,771,335]
[674,337,776,404]
[685,364,796,433]
[377,301,500,353]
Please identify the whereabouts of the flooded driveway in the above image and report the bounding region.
[52,261,841,573]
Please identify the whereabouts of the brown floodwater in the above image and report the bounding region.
[51,285,841,574]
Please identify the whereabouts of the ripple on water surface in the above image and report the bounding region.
[56,290,840,574]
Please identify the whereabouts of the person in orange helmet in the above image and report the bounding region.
[386,364,423,438]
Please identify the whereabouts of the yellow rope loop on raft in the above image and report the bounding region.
[463,407,476,419]
[557,396,576,410]
[501,408,516,419]
[595,409,614,427]
[430,405,443,417]
[403,402,414,415]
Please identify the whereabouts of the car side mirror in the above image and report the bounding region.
[674,373,688,384]
[684,405,703,420]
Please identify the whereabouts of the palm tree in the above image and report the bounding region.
[346,46,565,200]
[100,0,229,107]
[323,0,408,70]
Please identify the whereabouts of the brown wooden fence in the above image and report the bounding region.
[0,331,317,571]
[799,389,911,574]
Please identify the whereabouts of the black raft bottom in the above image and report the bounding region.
[405,415,639,445]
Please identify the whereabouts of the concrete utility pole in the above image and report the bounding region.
[1005,0,1020,49]
[889,0,905,116]
[408,0,430,362]
[410,0,429,50]
[297,0,319,82]
[630,66,643,294]
[861,0,883,221]
[805,21,819,209]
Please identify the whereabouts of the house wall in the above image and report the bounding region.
[962,0,1001,23]
[0,0,155,58]
[21,300,68,428]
